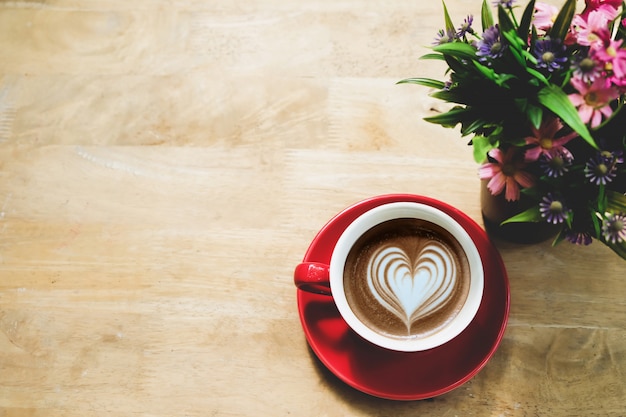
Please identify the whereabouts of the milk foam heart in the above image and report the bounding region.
[366,242,456,334]
[339,213,477,351]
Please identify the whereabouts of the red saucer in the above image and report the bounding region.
[296,194,510,400]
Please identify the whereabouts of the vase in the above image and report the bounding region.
[480,180,560,244]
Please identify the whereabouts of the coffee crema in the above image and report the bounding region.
[343,218,471,340]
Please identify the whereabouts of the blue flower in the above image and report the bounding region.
[476,25,506,63]
[534,37,568,72]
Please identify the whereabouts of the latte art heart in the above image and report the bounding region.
[366,242,457,334]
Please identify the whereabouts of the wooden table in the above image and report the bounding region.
[1,0,624,415]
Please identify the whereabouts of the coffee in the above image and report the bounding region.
[343,218,471,340]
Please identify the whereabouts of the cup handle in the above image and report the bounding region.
[294,262,332,295]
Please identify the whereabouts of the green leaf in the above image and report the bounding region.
[472,60,499,82]
[514,97,528,110]
[481,0,494,31]
[591,211,602,237]
[501,206,543,224]
[497,5,515,33]
[423,107,468,127]
[430,89,468,104]
[527,104,543,129]
[419,53,446,61]
[517,0,536,46]
[494,74,518,87]
[551,229,568,247]
[607,190,626,213]
[442,1,456,34]
[531,24,539,46]
[519,184,544,200]
[502,29,527,50]
[470,60,518,87]
[549,0,576,41]
[433,42,478,61]
[472,135,497,163]
[565,209,574,229]
[443,55,467,74]
[525,66,549,86]
[396,77,446,89]
[598,184,607,213]
[537,84,598,149]
[514,98,543,128]
[521,49,539,65]
[461,118,487,136]
[502,30,527,68]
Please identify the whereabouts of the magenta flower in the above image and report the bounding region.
[524,117,578,162]
[593,38,626,83]
[568,76,620,128]
[580,0,623,19]
[479,147,535,202]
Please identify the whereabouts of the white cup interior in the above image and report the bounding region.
[329,202,484,352]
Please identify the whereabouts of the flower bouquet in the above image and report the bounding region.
[400,0,626,259]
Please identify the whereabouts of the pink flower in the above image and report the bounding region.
[569,76,620,127]
[534,3,559,31]
[479,147,535,202]
[581,0,623,19]
[573,7,618,47]
[523,117,578,162]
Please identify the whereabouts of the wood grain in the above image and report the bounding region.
[1,0,625,415]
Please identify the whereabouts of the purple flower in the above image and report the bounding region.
[584,150,623,185]
[539,149,573,178]
[457,15,475,38]
[602,213,626,244]
[539,193,571,224]
[565,229,593,245]
[434,28,456,45]
[572,53,602,83]
[612,150,625,164]
[476,25,506,63]
[493,0,516,7]
[534,37,568,72]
